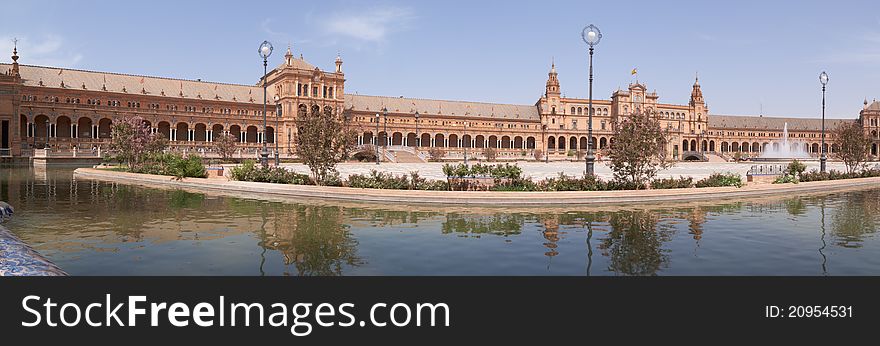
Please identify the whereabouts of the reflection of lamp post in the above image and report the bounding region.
[375,113,380,165]
[45,119,50,149]
[258,40,274,168]
[819,71,829,173]
[274,94,281,166]
[582,24,602,175]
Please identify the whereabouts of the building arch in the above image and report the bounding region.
[514,136,523,149]
[55,116,72,138]
[435,133,446,147]
[547,136,555,150]
[157,121,171,139]
[720,141,728,153]
[558,136,566,150]
[462,134,473,148]
[392,132,403,146]
[525,136,535,149]
[266,126,275,144]
[599,137,608,149]
[475,135,486,148]
[176,123,189,141]
[245,125,258,143]
[406,133,418,147]
[709,140,715,152]
[212,124,224,140]
[501,135,511,149]
[194,123,208,142]
[98,118,112,139]
[77,117,93,138]
[682,139,689,151]
[420,133,431,147]
[448,133,460,148]
[229,125,242,142]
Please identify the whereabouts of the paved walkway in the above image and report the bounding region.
[75,167,880,207]
[278,161,854,181]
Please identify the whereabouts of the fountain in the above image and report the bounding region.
[754,122,812,161]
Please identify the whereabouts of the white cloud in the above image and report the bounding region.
[323,6,414,42]
[0,35,82,67]
[261,18,287,37]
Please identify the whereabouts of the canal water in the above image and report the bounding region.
[2,166,879,275]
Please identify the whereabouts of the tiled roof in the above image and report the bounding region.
[866,100,880,111]
[345,94,540,120]
[2,63,274,103]
[710,114,854,131]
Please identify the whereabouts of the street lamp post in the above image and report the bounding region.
[542,123,548,163]
[375,113,380,165]
[383,108,388,151]
[415,111,420,148]
[464,121,469,165]
[258,40,274,168]
[274,94,282,166]
[582,24,602,176]
[819,71,829,173]
[45,120,50,149]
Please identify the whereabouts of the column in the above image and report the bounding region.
[444,138,448,147]
[431,138,435,147]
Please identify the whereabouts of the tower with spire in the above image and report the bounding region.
[545,61,560,99]
[335,54,343,73]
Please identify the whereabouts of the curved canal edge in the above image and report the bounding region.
[73,167,880,206]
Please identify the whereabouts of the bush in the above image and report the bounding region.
[695,172,743,188]
[799,168,880,182]
[442,163,523,180]
[787,160,806,178]
[346,170,448,190]
[650,176,694,189]
[773,174,799,184]
[539,173,607,191]
[230,160,312,184]
[131,153,207,179]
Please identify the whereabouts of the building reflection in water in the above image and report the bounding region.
[4,166,880,276]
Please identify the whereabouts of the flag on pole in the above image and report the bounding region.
[630,68,637,76]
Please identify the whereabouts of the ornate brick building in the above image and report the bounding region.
[1,45,876,161]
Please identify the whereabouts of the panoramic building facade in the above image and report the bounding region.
[2,44,878,160]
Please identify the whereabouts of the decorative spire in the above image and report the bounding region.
[545,59,560,98]
[10,38,20,77]
[335,52,343,73]
[284,43,293,66]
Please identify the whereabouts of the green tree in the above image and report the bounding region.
[294,104,356,185]
[832,121,871,174]
[608,110,671,187]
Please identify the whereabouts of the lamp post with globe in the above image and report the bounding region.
[258,40,273,168]
[819,71,829,173]
[581,24,602,175]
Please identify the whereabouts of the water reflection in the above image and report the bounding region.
[2,166,880,275]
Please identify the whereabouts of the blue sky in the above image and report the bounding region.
[1,0,878,119]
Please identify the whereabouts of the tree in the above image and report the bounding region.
[832,121,871,174]
[110,115,167,170]
[214,132,238,162]
[295,104,356,185]
[483,147,497,162]
[428,147,446,162]
[608,110,671,187]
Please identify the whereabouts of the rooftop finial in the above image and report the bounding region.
[11,38,19,64]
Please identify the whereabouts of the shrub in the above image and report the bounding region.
[695,172,743,188]
[346,170,448,190]
[131,153,207,179]
[230,160,312,184]
[539,173,607,191]
[787,160,806,178]
[773,174,799,184]
[650,176,694,189]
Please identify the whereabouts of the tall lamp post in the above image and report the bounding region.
[375,113,380,165]
[383,108,388,148]
[415,111,420,148]
[258,40,274,168]
[464,121,469,165]
[542,123,548,163]
[819,71,829,173]
[582,24,602,176]
[274,94,282,166]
